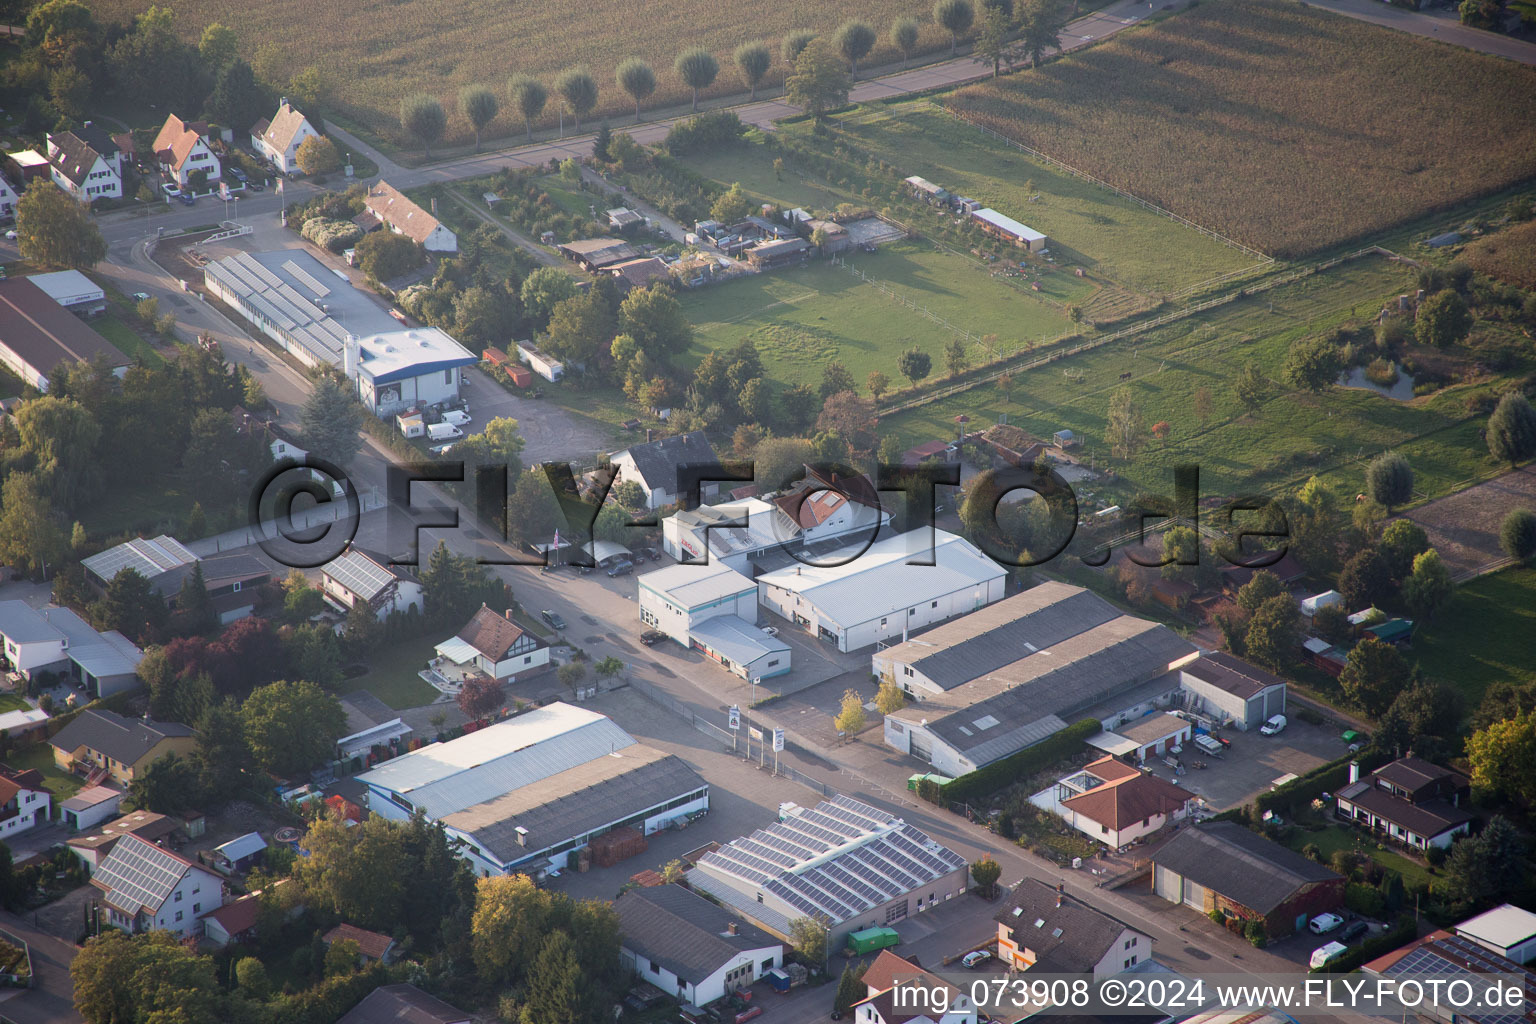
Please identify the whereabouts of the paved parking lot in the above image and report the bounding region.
[1138,717,1350,811]
[463,367,613,466]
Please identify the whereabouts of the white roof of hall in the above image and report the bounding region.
[355,702,637,818]
[757,529,1004,628]
[638,561,757,609]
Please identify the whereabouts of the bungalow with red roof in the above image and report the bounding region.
[324,922,397,964]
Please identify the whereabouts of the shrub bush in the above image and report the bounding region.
[300,217,363,253]
[939,719,1103,803]
[1346,882,1386,917]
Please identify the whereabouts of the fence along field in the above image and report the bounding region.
[85,0,949,147]
[946,0,1536,260]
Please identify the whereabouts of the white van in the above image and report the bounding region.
[441,409,472,427]
[1310,941,1348,970]
[427,422,464,442]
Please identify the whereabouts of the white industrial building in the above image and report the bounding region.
[614,886,785,1006]
[637,562,788,680]
[756,529,1006,653]
[356,703,708,878]
[204,249,475,417]
[690,795,969,951]
[1455,904,1536,965]
[663,499,784,570]
[27,269,106,316]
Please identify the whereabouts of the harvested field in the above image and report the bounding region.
[83,0,951,147]
[1461,219,1536,289]
[1402,464,1536,577]
[947,0,1536,258]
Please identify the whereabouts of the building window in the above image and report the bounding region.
[445,369,453,384]
[175,891,183,902]
[193,903,200,913]
[1124,955,1137,968]
[232,581,242,592]
[931,601,938,608]
[650,961,660,974]
[175,911,184,922]
[880,617,887,627]
[1101,824,1108,833]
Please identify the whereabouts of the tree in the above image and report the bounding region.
[177,562,217,635]
[782,29,817,64]
[520,266,580,331]
[1105,385,1145,459]
[970,855,1001,896]
[15,184,106,268]
[786,37,851,123]
[734,41,772,99]
[197,20,239,70]
[1366,451,1414,512]
[525,931,583,1024]
[615,58,657,122]
[508,74,548,140]
[1338,547,1393,609]
[472,874,559,987]
[1244,595,1299,671]
[820,361,856,401]
[834,688,866,735]
[555,66,598,129]
[1500,508,1536,562]
[620,285,691,359]
[507,471,563,547]
[1487,392,1536,467]
[875,678,906,714]
[129,752,203,814]
[295,134,341,175]
[1442,816,1525,905]
[1379,518,1430,581]
[1017,0,1070,68]
[788,914,830,965]
[594,656,624,685]
[1284,334,1343,393]
[1236,569,1286,612]
[353,230,423,282]
[1378,677,1461,760]
[1339,636,1411,717]
[944,338,970,378]
[324,938,360,977]
[711,182,754,224]
[241,679,346,777]
[455,83,499,151]
[867,371,890,402]
[99,566,168,644]
[835,20,876,79]
[0,472,66,578]
[891,17,921,67]
[299,374,362,467]
[72,931,222,1024]
[1415,289,1472,348]
[1467,711,1536,804]
[935,0,977,53]
[897,347,932,385]
[834,964,867,1016]
[400,93,446,156]
[206,60,267,142]
[557,661,586,692]
[1235,362,1268,413]
[674,48,719,112]
[1459,0,1507,27]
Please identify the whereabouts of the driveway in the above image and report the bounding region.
[0,912,84,1024]
[464,368,614,466]
[1133,717,1350,812]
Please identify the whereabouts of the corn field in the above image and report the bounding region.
[946,0,1536,259]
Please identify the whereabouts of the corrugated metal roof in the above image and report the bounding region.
[215,832,267,862]
[356,703,637,818]
[690,616,789,667]
[639,561,757,610]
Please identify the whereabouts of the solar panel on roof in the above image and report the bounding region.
[887,831,949,874]
[282,259,331,297]
[738,839,795,868]
[764,880,820,918]
[799,809,860,838]
[821,862,883,905]
[96,840,188,914]
[864,839,931,882]
[764,823,826,855]
[839,855,904,897]
[845,848,918,891]
[782,874,852,919]
[775,819,838,850]
[799,868,867,913]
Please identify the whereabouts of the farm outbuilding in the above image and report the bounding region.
[971,208,1047,252]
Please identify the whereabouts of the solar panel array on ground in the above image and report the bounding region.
[206,252,350,366]
[698,795,966,924]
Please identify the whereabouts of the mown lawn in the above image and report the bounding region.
[0,694,31,714]
[1412,567,1536,712]
[1285,824,1433,891]
[338,635,442,711]
[883,254,1522,502]
[11,744,83,801]
[92,314,166,368]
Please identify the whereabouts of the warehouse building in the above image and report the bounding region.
[638,562,787,680]
[1175,651,1287,730]
[0,277,130,391]
[757,529,1006,653]
[690,795,968,951]
[357,703,708,878]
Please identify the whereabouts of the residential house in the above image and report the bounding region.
[0,277,131,391]
[0,601,144,698]
[336,984,472,1024]
[250,101,321,174]
[0,174,15,218]
[46,128,122,201]
[607,256,670,289]
[1334,756,1473,851]
[65,809,180,870]
[432,605,549,685]
[995,878,1152,977]
[610,430,723,510]
[92,834,225,938]
[361,181,457,253]
[1150,822,1344,937]
[1056,757,1198,849]
[614,884,784,1005]
[82,539,271,623]
[769,466,889,549]
[202,890,263,948]
[0,765,50,838]
[321,546,424,620]
[854,949,978,1024]
[152,114,221,190]
[58,784,124,832]
[324,922,397,964]
[50,710,198,787]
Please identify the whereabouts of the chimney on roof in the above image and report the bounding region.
[431,197,438,216]
[726,922,738,936]
[646,428,654,443]
[505,608,515,622]
[1056,893,1063,908]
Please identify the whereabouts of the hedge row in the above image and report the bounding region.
[1253,745,1391,818]
[936,718,1103,804]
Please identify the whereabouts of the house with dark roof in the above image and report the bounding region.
[1335,757,1473,851]
[65,809,179,870]
[854,949,978,1024]
[336,984,472,1024]
[51,709,198,787]
[615,885,784,1005]
[0,277,131,391]
[321,546,423,620]
[324,922,398,964]
[46,126,122,201]
[1177,651,1287,730]
[0,765,50,839]
[1151,822,1344,936]
[610,430,723,510]
[250,101,321,174]
[1221,552,1306,591]
[1056,757,1198,849]
[558,237,641,272]
[81,538,271,623]
[362,181,457,253]
[432,604,549,685]
[995,879,1151,977]
[92,834,225,938]
[151,113,221,189]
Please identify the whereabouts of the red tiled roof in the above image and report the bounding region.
[152,114,211,174]
[1083,754,1141,785]
[203,892,261,938]
[325,922,394,961]
[773,488,847,529]
[455,605,529,662]
[363,181,445,246]
[0,766,45,806]
[1061,771,1196,830]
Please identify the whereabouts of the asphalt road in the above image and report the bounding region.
[0,913,83,1024]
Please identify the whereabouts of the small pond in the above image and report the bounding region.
[1338,363,1416,401]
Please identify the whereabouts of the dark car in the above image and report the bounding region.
[248,181,265,191]
[640,629,668,646]
[635,545,661,561]
[228,167,248,182]
[606,560,634,577]
[1339,920,1369,944]
[540,609,567,630]
[177,192,196,206]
